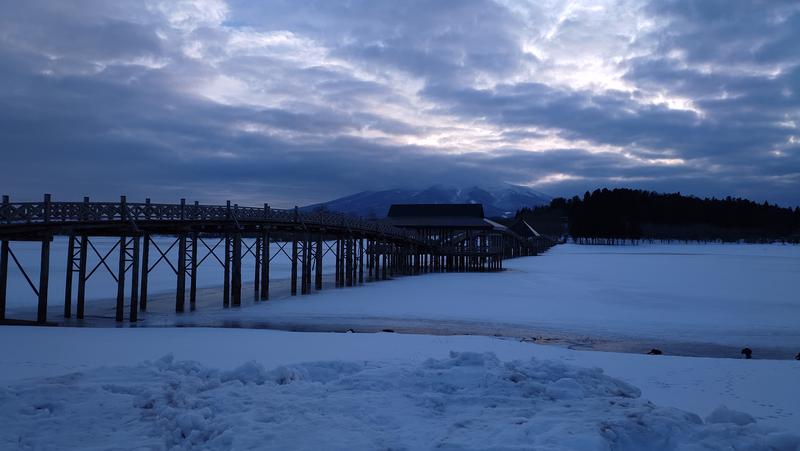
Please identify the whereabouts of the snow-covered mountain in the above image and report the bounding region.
[302,184,551,218]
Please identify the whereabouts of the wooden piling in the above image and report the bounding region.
[176,233,186,313]
[345,238,352,287]
[37,194,52,324]
[358,238,364,284]
[334,238,341,287]
[300,238,307,294]
[291,236,298,296]
[315,234,323,290]
[0,238,8,321]
[254,236,261,298]
[260,230,269,300]
[223,235,230,307]
[139,234,149,312]
[76,235,88,319]
[37,235,51,324]
[190,232,198,310]
[115,235,125,322]
[64,234,74,318]
[232,233,242,306]
[129,236,139,322]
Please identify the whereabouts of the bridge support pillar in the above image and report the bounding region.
[373,240,379,280]
[37,235,51,324]
[232,233,242,306]
[305,237,313,294]
[300,236,308,295]
[129,236,140,322]
[315,234,323,290]
[382,246,387,280]
[290,236,298,295]
[139,234,149,312]
[115,235,126,322]
[345,238,352,287]
[334,239,339,287]
[63,235,74,318]
[358,238,363,284]
[254,236,261,299]
[76,236,88,318]
[176,233,186,313]
[223,235,230,307]
[0,238,8,321]
[260,230,269,300]
[190,232,197,311]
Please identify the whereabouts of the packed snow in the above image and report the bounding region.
[2,327,799,450]
[1,327,798,433]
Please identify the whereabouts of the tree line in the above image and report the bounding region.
[516,188,800,243]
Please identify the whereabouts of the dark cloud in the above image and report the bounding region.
[0,0,798,207]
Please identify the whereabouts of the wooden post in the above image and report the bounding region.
[366,240,372,281]
[345,239,352,287]
[382,245,387,280]
[115,235,125,322]
[388,243,394,278]
[0,237,8,321]
[358,238,364,284]
[129,236,139,322]
[37,194,52,323]
[291,236,298,295]
[64,234,74,318]
[300,238,308,294]
[223,235,230,307]
[190,232,198,310]
[303,236,312,294]
[334,238,340,287]
[76,235,88,319]
[232,233,241,306]
[315,234,323,290]
[139,234,149,312]
[37,235,51,324]
[254,236,261,298]
[0,195,7,319]
[176,233,186,313]
[352,239,357,283]
[261,230,269,300]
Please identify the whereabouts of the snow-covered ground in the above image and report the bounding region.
[184,243,799,357]
[3,243,799,448]
[1,327,798,449]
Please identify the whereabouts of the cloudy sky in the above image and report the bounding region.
[1,0,799,207]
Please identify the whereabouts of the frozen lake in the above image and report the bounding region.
[193,242,800,358]
[4,241,799,358]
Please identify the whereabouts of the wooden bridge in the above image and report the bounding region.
[0,195,551,325]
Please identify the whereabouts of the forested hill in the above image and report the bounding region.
[516,189,800,243]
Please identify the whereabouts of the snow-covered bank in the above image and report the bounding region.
[1,327,798,433]
[4,350,798,450]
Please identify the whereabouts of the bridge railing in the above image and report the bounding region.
[0,197,421,242]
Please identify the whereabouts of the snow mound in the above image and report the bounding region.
[705,404,758,426]
[1,352,797,450]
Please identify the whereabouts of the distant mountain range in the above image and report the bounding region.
[302,184,551,218]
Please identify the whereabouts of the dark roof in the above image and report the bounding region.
[386,216,492,229]
[387,204,485,218]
